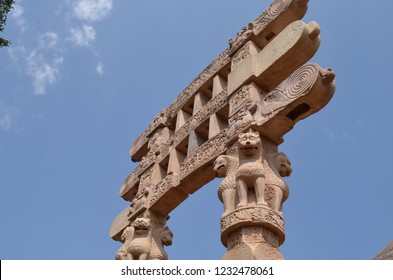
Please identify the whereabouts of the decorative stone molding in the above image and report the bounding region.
[150,173,181,205]
[180,130,227,181]
[220,205,285,247]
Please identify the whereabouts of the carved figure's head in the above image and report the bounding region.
[213,155,228,178]
[133,217,151,236]
[238,131,261,156]
[160,226,174,246]
[275,153,292,177]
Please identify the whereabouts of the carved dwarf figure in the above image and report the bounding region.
[236,130,266,208]
[214,155,239,216]
[264,152,292,211]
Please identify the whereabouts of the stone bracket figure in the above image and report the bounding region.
[115,210,173,260]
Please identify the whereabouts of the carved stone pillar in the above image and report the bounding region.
[214,129,292,260]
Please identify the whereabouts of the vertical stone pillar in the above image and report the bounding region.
[215,131,292,259]
[209,75,228,139]
[215,72,293,260]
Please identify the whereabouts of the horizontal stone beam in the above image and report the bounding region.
[128,0,309,163]
[227,20,320,95]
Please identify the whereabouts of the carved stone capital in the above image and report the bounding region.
[227,226,279,251]
[115,210,173,260]
[220,205,285,247]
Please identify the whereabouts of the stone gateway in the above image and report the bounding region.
[110,0,335,260]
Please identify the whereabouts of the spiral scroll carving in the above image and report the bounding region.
[283,64,318,99]
[267,0,292,17]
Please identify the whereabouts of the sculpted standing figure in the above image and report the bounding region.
[214,155,239,216]
[236,130,266,208]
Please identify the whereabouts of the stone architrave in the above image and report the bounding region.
[110,0,336,260]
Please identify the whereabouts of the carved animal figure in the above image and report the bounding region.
[125,217,152,260]
[214,155,239,216]
[149,226,174,260]
[228,107,255,138]
[264,153,292,211]
[236,131,266,207]
[115,213,173,260]
[115,226,134,260]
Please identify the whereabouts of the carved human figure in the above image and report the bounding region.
[236,130,266,207]
[213,155,239,216]
[228,107,255,138]
[229,22,254,49]
[131,186,149,212]
[264,152,292,211]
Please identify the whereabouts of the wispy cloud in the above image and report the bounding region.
[8,32,64,95]
[7,1,113,95]
[0,102,18,131]
[70,0,113,74]
[38,32,59,49]
[96,62,104,75]
[10,2,27,32]
[68,24,96,47]
[26,51,64,95]
[73,0,113,22]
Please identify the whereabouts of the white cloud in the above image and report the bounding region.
[38,32,59,49]
[26,51,64,95]
[96,62,104,75]
[73,0,113,22]
[11,2,27,32]
[8,32,64,95]
[68,25,96,47]
[0,102,18,131]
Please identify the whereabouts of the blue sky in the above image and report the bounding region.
[1,0,393,260]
